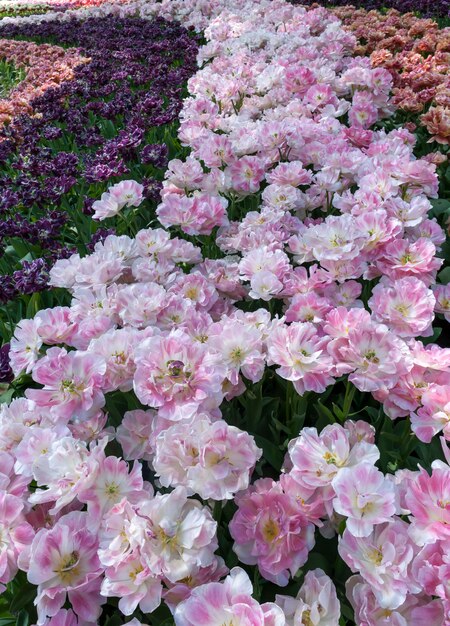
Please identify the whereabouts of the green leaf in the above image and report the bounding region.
[315,400,336,424]
[438,266,450,285]
[15,611,28,626]
[9,585,36,615]
[0,388,14,405]
[332,403,345,422]
[253,435,284,471]
[430,198,450,217]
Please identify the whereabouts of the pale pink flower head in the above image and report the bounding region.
[135,227,171,258]
[133,329,225,420]
[165,157,204,190]
[26,348,106,420]
[347,576,444,626]
[348,91,379,128]
[229,478,315,586]
[265,161,312,186]
[266,322,334,395]
[327,320,413,392]
[406,464,450,545]
[108,179,144,209]
[369,277,435,338]
[163,557,229,611]
[115,282,166,329]
[239,247,290,282]
[412,539,450,602]
[197,132,234,168]
[339,518,419,609]
[285,292,332,325]
[9,317,43,376]
[300,214,367,263]
[25,511,103,624]
[29,436,106,515]
[78,456,148,518]
[174,567,285,626]
[92,192,120,221]
[276,568,340,626]
[376,238,442,285]
[375,341,450,419]
[87,327,139,393]
[249,270,284,301]
[332,463,397,537]
[288,424,379,510]
[207,317,265,385]
[433,283,450,322]
[49,255,81,290]
[190,192,229,235]
[116,409,158,462]
[35,307,77,346]
[14,424,70,478]
[69,409,111,444]
[411,384,450,443]
[278,474,327,527]
[0,450,29,499]
[153,417,261,500]
[0,491,35,587]
[321,281,362,309]
[169,272,218,311]
[98,497,148,570]
[225,156,267,195]
[139,486,218,583]
[101,548,162,616]
[344,419,375,446]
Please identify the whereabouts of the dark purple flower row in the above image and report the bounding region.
[0,16,199,306]
[291,0,450,18]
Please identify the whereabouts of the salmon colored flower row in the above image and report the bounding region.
[328,6,450,144]
[0,39,89,129]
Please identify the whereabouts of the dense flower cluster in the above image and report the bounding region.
[0,15,198,310]
[0,0,133,18]
[0,0,449,624]
[290,0,450,19]
[318,6,450,145]
[0,39,89,128]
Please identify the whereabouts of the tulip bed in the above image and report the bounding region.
[293,0,450,19]
[0,1,449,626]
[0,15,199,330]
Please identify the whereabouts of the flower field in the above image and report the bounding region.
[0,0,449,625]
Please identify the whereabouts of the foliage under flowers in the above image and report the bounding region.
[0,0,450,625]
[0,58,26,99]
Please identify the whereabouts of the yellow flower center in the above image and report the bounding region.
[262,518,279,543]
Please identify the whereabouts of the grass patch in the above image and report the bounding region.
[0,58,26,98]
